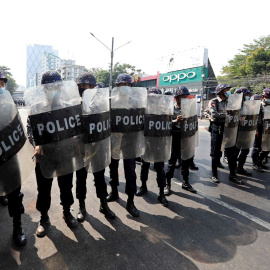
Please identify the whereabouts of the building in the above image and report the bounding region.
[42,53,61,74]
[26,44,58,87]
[58,63,86,81]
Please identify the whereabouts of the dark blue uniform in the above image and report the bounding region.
[109,158,137,196]
[252,103,270,166]
[208,97,237,178]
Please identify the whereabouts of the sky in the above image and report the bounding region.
[2,0,270,88]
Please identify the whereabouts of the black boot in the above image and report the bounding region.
[158,189,168,207]
[164,178,171,196]
[136,184,147,196]
[106,186,119,202]
[126,195,139,217]
[229,174,244,185]
[13,215,26,246]
[36,212,50,237]
[189,161,199,170]
[0,195,8,206]
[77,200,86,222]
[182,179,197,193]
[99,199,116,219]
[236,167,252,176]
[63,209,78,228]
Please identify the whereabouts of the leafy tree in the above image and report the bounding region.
[86,63,143,87]
[0,65,18,95]
[221,35,270,77]
[218,35,270,95]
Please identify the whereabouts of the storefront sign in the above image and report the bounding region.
[159,66,206,87]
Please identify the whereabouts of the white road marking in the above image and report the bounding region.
[173,180,270,230]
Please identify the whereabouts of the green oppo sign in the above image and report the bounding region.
[159,66,207,87]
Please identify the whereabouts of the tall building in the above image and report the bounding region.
[58,62,85,82]
[42,53,61,74]
[26,44,58,87]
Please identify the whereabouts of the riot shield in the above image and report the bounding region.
[262,106,270,151]
[24,81,85,178]
[221,93,243,150]
[110,86,147,159]
[180,98,199,161]
[0,91,34,195]
[142,94,174,162]
[82,87,111,173]
[236,100,261,149]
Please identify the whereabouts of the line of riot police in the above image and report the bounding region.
[208,83,270,185]
[6,70,270,248]
[1,70,203,246]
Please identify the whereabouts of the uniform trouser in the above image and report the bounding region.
[140,160,166,188]
[225,146,237,175]
[7,186,24,217]
[76,167,108,201]
[210,124,224,177]
[35,163,74,213]
[165,132,181,181]
[235,147,250,169]
[251,129,270,165]
[109,158,137,196]
[181,159,190,181]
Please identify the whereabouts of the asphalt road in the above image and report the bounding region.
[0,109,269,270]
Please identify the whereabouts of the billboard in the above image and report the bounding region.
[158,47,208,73]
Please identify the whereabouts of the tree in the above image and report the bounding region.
[221,35,270,77]
[217,35,270,94]
[0,65,18,95]
[86,63,143,87]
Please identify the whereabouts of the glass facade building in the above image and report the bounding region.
[26,44,58,87]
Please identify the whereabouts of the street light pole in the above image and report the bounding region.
[90,33,131,90]
[110,37,114,91]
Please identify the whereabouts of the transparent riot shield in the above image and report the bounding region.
[110,86,147,159]
[142,94,174,162]
[0,91,34,195]
[180,98,199,161]
[221,93,243,150]
[82,87,111,173]
[262,106,270,151]
[24,81,85,178]
[236,100,261,149]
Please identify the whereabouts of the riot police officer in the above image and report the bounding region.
[96,82,106,88]
[106,74,140,217]
[75,73,115,221]
[165,86,197,195]
[252,88,270,172]
[27,71,78,237]
[0,71,26,246]
[136,87,168,207]
[235,87,252,176]
[208,83,242,184]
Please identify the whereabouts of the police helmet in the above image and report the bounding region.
[115,73,132,86]
[76,72,96,86]
[174,86,190,97]
[96,82,105,88]
[148,87,162,95]
[41,71,62,85]
[250,94,261,101]
[262,88,270,98]
[215,83,231,94]
[164,89,172,95]
[235,87,251,95]
[0,71,8,83]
